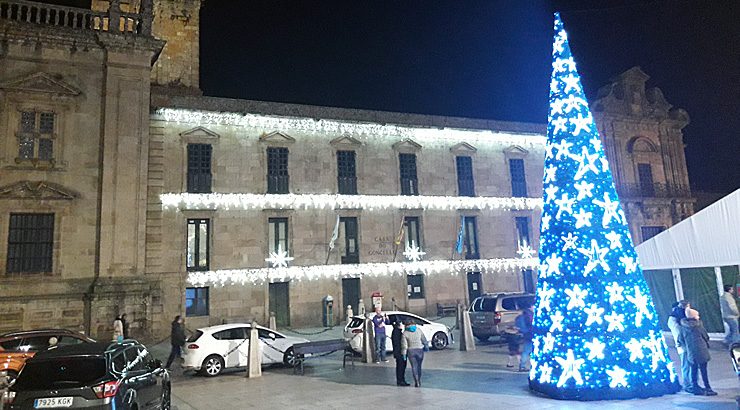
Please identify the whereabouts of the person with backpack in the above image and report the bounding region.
[515,303,534,372]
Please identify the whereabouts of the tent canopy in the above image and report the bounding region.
[636,189,740,270]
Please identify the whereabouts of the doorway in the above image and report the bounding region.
[342,277,361,315]
[269,282,290,327]
[467,272,482,303]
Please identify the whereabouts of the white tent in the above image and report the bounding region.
[636,189,740,336]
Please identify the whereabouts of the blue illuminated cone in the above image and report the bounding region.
[528,13,680,400]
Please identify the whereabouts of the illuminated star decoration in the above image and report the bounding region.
[592,193,621,227]
[549,311,564,332]
[543,254,563,278]
[571,147,601,180]
[554,139,573,159]
[625,338,645,361]
[573,180,594,200]
[543,332,556,353]
[577,239,610,275]
[545,165,558,183]
[606,366,629,388]
[265,245,294,268]
[538,283,556,313]
[541,214,552,230]
[403,241,426,262]
[583,304,604,326]
[561,233,578,250]
[605,231,622,249]
[554,349,585,387]
[625,286,653,327]
[604,311,625,332]
[620,256,638,274]
[545,185,559,203]
[564,284,587,310]
[539,363,554,384]
[554,193,575,219]
[605,282,625,304]
[573,209,592,228]
[584,338,605,360]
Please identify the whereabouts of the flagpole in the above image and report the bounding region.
[325,214,340,265]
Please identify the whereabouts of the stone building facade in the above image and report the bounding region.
[0,0,693,338]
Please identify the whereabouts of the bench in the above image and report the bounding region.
[437,302,458,317]
[292,338,354,375]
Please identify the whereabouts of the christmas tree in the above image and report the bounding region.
[528,13,681,400]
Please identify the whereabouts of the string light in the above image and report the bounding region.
[160,192,543,212]
[187,257,538,287]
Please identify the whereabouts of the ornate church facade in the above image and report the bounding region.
[0,0,693,339]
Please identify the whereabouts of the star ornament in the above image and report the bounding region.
[605,311,625,332]
[554,349,585,387]
[544,185,559,203]
[625,338,645,361]
[577,239,610,276]
[549,311,565,332]
[403,241,426,262]
[570,113,592,136]
[572,147,601,180]
[553,139,573,159]
[544,165,558,184]
[625,286,653,327]
[554,193,575,219]
[265,245,294,268]
[542,332,556,352]
[517,241,536,259]
[564,284,587,310]
[606,366,629,388]
[592,193,621,228]
[584,338,605,360]
[538,363,554,384]
[561,75,581,93]
[605,231,622,249]
[583,304,605,326]
[543,254,563,278]
[561,233,578,250]
[573,209,592,229]
[573,180,594,200]
[551,117,568,134]
[541,214,552,230]
[605,282,625,304]
[537,283,556,313]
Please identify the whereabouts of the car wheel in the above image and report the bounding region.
[475,335,490,342]
[161,381,171,410]
[283,347,298,367]
[432,332,449,350]
[201,355,224,377]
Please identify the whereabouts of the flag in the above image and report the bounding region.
[455,216,465,254]
[328,215,340,251]
[393,216,406,246]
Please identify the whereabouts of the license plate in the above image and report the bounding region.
[34,397,73,408]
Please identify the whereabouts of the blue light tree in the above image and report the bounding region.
[528,13,681,400]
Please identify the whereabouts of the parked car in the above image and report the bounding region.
[0,329,95,385]
[343,310,453,353]
[182,323,310,377]
[468,293,535,341]
[1,340,170,410]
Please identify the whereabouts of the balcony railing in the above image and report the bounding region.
[0,0,152,36]
[267,175,289,194]
[337,176,357,195]
[617,183,692,199]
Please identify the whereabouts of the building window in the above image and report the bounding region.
[407,274,425,299]
[399,153,418,195]
[340,217,359,264]
[515,217,531,247]
[641,226,665,242]
[7,213,54,273]
[637,163,655,196]
[17,111,55,162]
[187,219,209,271]
[268,217,289,253]
[404,217,421,250]
[187,144,212,193]
[456,156,475,196]
[464,216,479,259]
[337,150,357,195]
[267,147,289,194]
[509,159,527,197]
[185,287,209,316]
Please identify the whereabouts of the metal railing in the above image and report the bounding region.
[617,182,692,199]
[0,0,152,36]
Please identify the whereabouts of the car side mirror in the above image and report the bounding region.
[268,333,276,340]
[149,359,163,371]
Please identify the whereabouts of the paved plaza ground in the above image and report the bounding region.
[151,319,739,410]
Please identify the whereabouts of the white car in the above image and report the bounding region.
[183,323,309,376]
[343,311,453,354]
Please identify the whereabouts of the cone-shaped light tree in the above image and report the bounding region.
[528,13,681,400]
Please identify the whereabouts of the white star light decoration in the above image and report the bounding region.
[577,239,610,276]
[605,282,625,304]
[606,366,629,388]
[554,349,585,387]
[584,338,605,360]
[583,304,604,326]
[604,311,625,332]
[403,241,426,262]
[517,241,537,259]
[265,246,294,268]
[564,284,587,309]
[625,286,652,327]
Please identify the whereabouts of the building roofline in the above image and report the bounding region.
[151,91,546,135]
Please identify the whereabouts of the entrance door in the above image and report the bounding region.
[467,272,482,302]
[342,278,361,315]
[269,282,290,327]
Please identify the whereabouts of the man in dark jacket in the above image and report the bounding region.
[165,315,186,369]
[391,321,410,386]
[678,308,716,396]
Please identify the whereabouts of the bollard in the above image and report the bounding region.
[459,308,476,351]
[246,321,262,378]
[269,311,277,330]
[362,317,375,363]
[358,298,366,315]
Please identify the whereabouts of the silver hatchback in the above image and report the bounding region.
[468,293,534,341]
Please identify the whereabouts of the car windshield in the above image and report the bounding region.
[13,357,107,390]
[187,330,203,343]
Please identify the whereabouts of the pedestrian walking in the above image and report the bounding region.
[667,300,693,392]
[165,315,186,370]
[678,307,717,396]
[120,313,130,339]
[391,320,410,386]
[401,320,429,388]
[503,326,521,368]
[719,285,739,346]
[515,302,534,372]
[112,315,124,342]
[371,306,390,363]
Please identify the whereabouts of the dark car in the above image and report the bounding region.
[468,293,535,341]
[0,329,96,385]
[2,340,170,410]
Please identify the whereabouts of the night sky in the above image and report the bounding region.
[197,0,738,195]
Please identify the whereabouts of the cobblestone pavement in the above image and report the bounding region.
[148,320,738,410]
